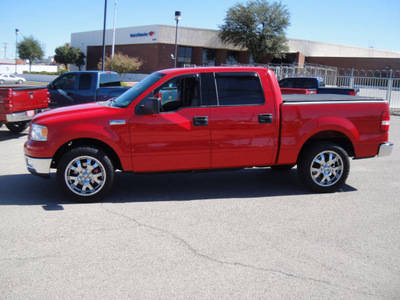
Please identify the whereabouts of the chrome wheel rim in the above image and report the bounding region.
[64,156,106,196]
[310,150,343,187]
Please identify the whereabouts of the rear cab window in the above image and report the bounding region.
[279,78,317,89]
[99,72,121,87]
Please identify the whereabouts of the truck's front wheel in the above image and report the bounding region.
[56,147,115,202]
[297,142,350,193]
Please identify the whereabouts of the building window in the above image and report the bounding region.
[203,48,216,66]
[226,51,239,66]
[178,46,192,67]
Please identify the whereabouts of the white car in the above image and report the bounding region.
[0,73,26,84]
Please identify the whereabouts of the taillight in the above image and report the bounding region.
[381,111,390,132]
[349,91,357,96]
[4,89,13,109]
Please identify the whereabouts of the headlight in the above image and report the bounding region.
[30,124,48,141]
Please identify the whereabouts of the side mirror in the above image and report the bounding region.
[135,97,160,115]
[48,83,54,90]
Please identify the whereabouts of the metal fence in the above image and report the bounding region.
[269,64,400,109]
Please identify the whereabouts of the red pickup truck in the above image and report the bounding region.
[0,86,50,133]
[24,67,393,202]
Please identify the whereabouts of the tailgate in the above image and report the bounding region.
[7,86,49,113]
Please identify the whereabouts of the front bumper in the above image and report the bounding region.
[378,142,394,157]
[25,155,52,177]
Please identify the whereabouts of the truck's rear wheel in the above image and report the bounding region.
[56,147,114,203]
[297,142,349,193]
[6,121,30,133]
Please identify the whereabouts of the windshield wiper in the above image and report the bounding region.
[106,97,117,107]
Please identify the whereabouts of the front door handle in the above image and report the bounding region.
[258,114,273,124]
[193,116,208,126]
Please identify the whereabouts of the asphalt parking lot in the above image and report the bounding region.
[0,117,399,299]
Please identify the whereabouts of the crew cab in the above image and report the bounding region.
[0,86,49,133]
[24,67,393,202]
[279,77,359,95]
[47,71,129,108]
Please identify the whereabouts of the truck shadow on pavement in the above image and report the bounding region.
[0,130,28,142]
[0,168,357,208]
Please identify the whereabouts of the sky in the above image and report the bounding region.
[1,0,400,59]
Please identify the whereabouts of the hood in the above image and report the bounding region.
[33,102,124,126]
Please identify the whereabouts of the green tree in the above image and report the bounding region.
[17,36,45,72]
[219,0,290,63]
[71,48,86,71]
[54,45,71,70]
[98,52,142,80]
[54,45,86,71]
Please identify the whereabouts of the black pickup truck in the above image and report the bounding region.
[279,77,359,95]
[48,71,130,108]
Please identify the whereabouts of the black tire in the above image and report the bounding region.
[5,121,30,133]
[56,147,115,203]
[270,164,295,171]
[297,142,350,193]
[17,80,23,84]
[0,80,4,84]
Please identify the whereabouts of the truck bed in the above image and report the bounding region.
[282,94,385,103]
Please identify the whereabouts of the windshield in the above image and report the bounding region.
[112,72,166,108]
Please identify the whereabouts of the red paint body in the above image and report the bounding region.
[24,67,390,174]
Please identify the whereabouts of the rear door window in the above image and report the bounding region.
[215,72,264,106]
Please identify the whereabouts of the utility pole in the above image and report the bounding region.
[15,29,19,73]
[2,43,8,59]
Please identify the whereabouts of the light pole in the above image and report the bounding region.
[174,11,181,68]
[111,0,117,57]
[15,29,19,74]
[101,0,107,71]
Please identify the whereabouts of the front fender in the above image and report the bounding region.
[53,121,131,168]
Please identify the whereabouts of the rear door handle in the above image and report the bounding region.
[258,114,273,124]
[193,116,208,126]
